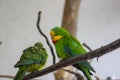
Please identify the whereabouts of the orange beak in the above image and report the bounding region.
[50,31,63,43]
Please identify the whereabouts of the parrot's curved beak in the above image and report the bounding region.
[50,31,63,43]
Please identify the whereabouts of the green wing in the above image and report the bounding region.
[64,36,95,71]
[63,36,95,80]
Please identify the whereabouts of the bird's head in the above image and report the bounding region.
[34,42,43,48]
[50,26,69,43]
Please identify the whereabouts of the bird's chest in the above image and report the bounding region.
[54,40,70,59]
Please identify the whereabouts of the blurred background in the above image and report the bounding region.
[0,0,120,80]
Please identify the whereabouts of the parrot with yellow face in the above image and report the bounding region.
[50,27,95,80]
[13,42,48,80]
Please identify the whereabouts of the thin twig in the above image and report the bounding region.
[23,39,120,80]
[83,43,92,51]
[0,75,40,80]
[0,75,14,79]
[0,41,2,45]
[94,75,101,80]
[36,11,56,64]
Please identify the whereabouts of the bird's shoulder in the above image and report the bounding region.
[14,46,47,67]
[65,35,87,54]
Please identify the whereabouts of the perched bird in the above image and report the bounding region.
[50,27,95,80]
[13,42,48,80]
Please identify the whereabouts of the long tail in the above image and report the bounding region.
[13,67,29,80]
[73,64,92,80]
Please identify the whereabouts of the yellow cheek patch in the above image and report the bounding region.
[50,31,55,36]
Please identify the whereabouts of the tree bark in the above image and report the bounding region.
[62,0,80,36]
[54,0,81,80]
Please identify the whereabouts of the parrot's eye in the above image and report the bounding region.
[55,34,57,36]
[54,33,58,36]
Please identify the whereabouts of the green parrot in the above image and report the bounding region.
[50,27,95,80]
[13,42,48,80]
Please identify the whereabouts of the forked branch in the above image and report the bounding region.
[23,39,120,80]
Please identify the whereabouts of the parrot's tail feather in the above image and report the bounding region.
[88,70,93,75]
[73,64,92,80]
[13,67,29,80]
[81,69,92,80]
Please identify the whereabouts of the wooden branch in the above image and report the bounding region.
[0,75,14,79]
[62,0,81,36]
[0,41,2,45]
[0,75,39,80]
[36,11,56,64]
[83,43,92,51]
[23,39,120,80]
[54,66,73,80]
[83,43,94,63]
